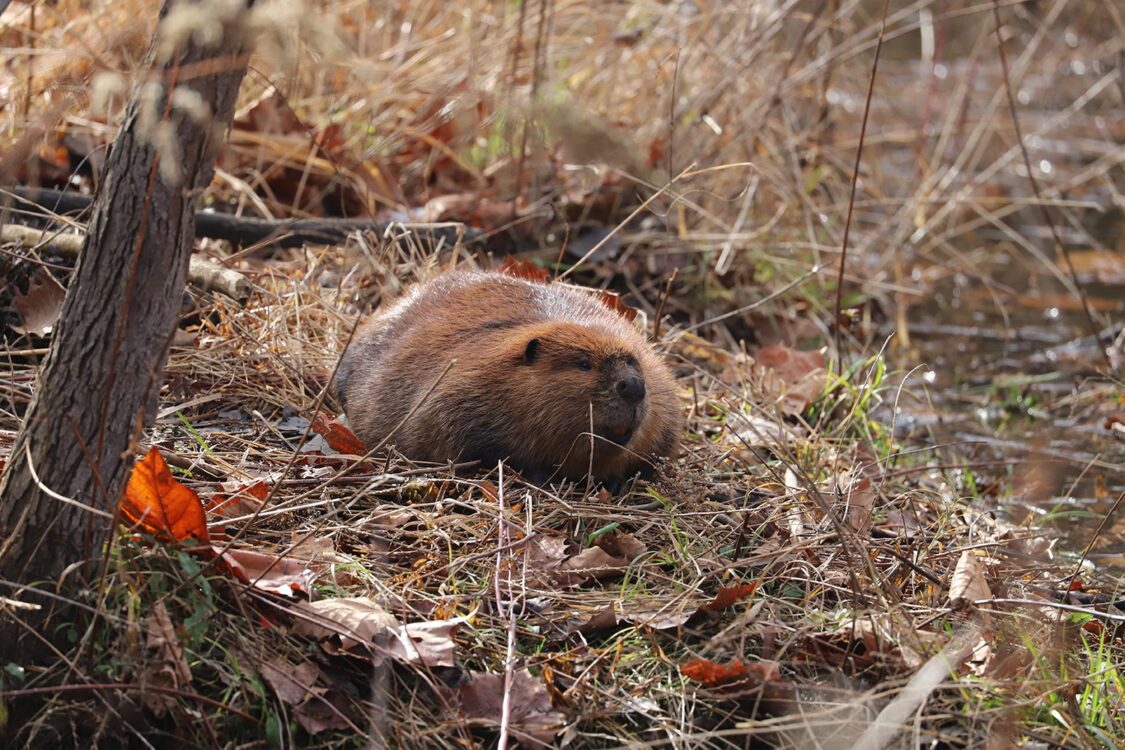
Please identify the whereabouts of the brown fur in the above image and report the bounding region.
[337,270,681,481]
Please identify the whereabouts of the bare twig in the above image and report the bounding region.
[833,0,889,374]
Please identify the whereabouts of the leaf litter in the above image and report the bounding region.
[1,0,1123,747]
[69,234,1114,748]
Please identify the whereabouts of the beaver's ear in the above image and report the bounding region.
[524,338,540,362]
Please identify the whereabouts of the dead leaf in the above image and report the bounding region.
[239,90,307,134]
[291,597,461,667]
[259,657,357,734]
[525,535,571,568]
[121,447,210,545]
[12,268,66,337]
[1065,249,1125,284]
[721,344,828,416]
[669,331,730,374]
[594,289,638,322]
[293,688,358,735]
[171,328,198,347]
[291,597,398,650]
[568,605,618,636]
[219,547,317,596]
[138,600,192,718]
[560,545,628,579]
[879,509,924,536]
[949,551,992,608]
[260,657,322,706]
[523,533,644,587]
[207,480,268,518]
[799,617,943,674]
[226,90,398,215]
[499,255,551,283]
[629,600,699,630]
[840,475,875,535]
[422,195,530,230]
[727,410,807,447]
[311,414,367,455]
[524,535,585,588]
[704,582,760,612]
[681,657,751,688]
[592,531,646,560]
[287,534,343,564]
[460,669,567,749]
[391,619,459,667]
[364,506,420,529]
[570,595,708,634]
[680,658,797,713]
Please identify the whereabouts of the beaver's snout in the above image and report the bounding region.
[616,375,646,402]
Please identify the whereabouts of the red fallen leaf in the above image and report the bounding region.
[207,480,269,517]
[1082,619,1106,637]
[595,289,638,323]
[681,658,751,688]
[704,582,760,612]
[311,414,367,455]
[121,448,210,544]
[499,255,551,283]
[682,658,798,714]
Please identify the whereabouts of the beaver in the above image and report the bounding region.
[336,270,681,482]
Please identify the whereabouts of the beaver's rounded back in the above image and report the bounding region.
[337,270,681,481]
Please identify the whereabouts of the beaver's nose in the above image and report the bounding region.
[616,375,646,402]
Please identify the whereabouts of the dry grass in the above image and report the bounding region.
[2,0,1125,747]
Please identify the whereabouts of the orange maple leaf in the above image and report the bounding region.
[121,447,210,544]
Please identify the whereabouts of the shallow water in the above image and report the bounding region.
[842,11,1125,572]
[889,259,1124,572]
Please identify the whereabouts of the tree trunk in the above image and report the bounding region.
[0,0,250,659]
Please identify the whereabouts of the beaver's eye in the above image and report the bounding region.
[577,359,592,371]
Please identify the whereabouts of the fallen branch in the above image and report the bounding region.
[3,185,481,249]
[1,223,251,301]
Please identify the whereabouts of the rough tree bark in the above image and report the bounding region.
[0,0,251,658]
